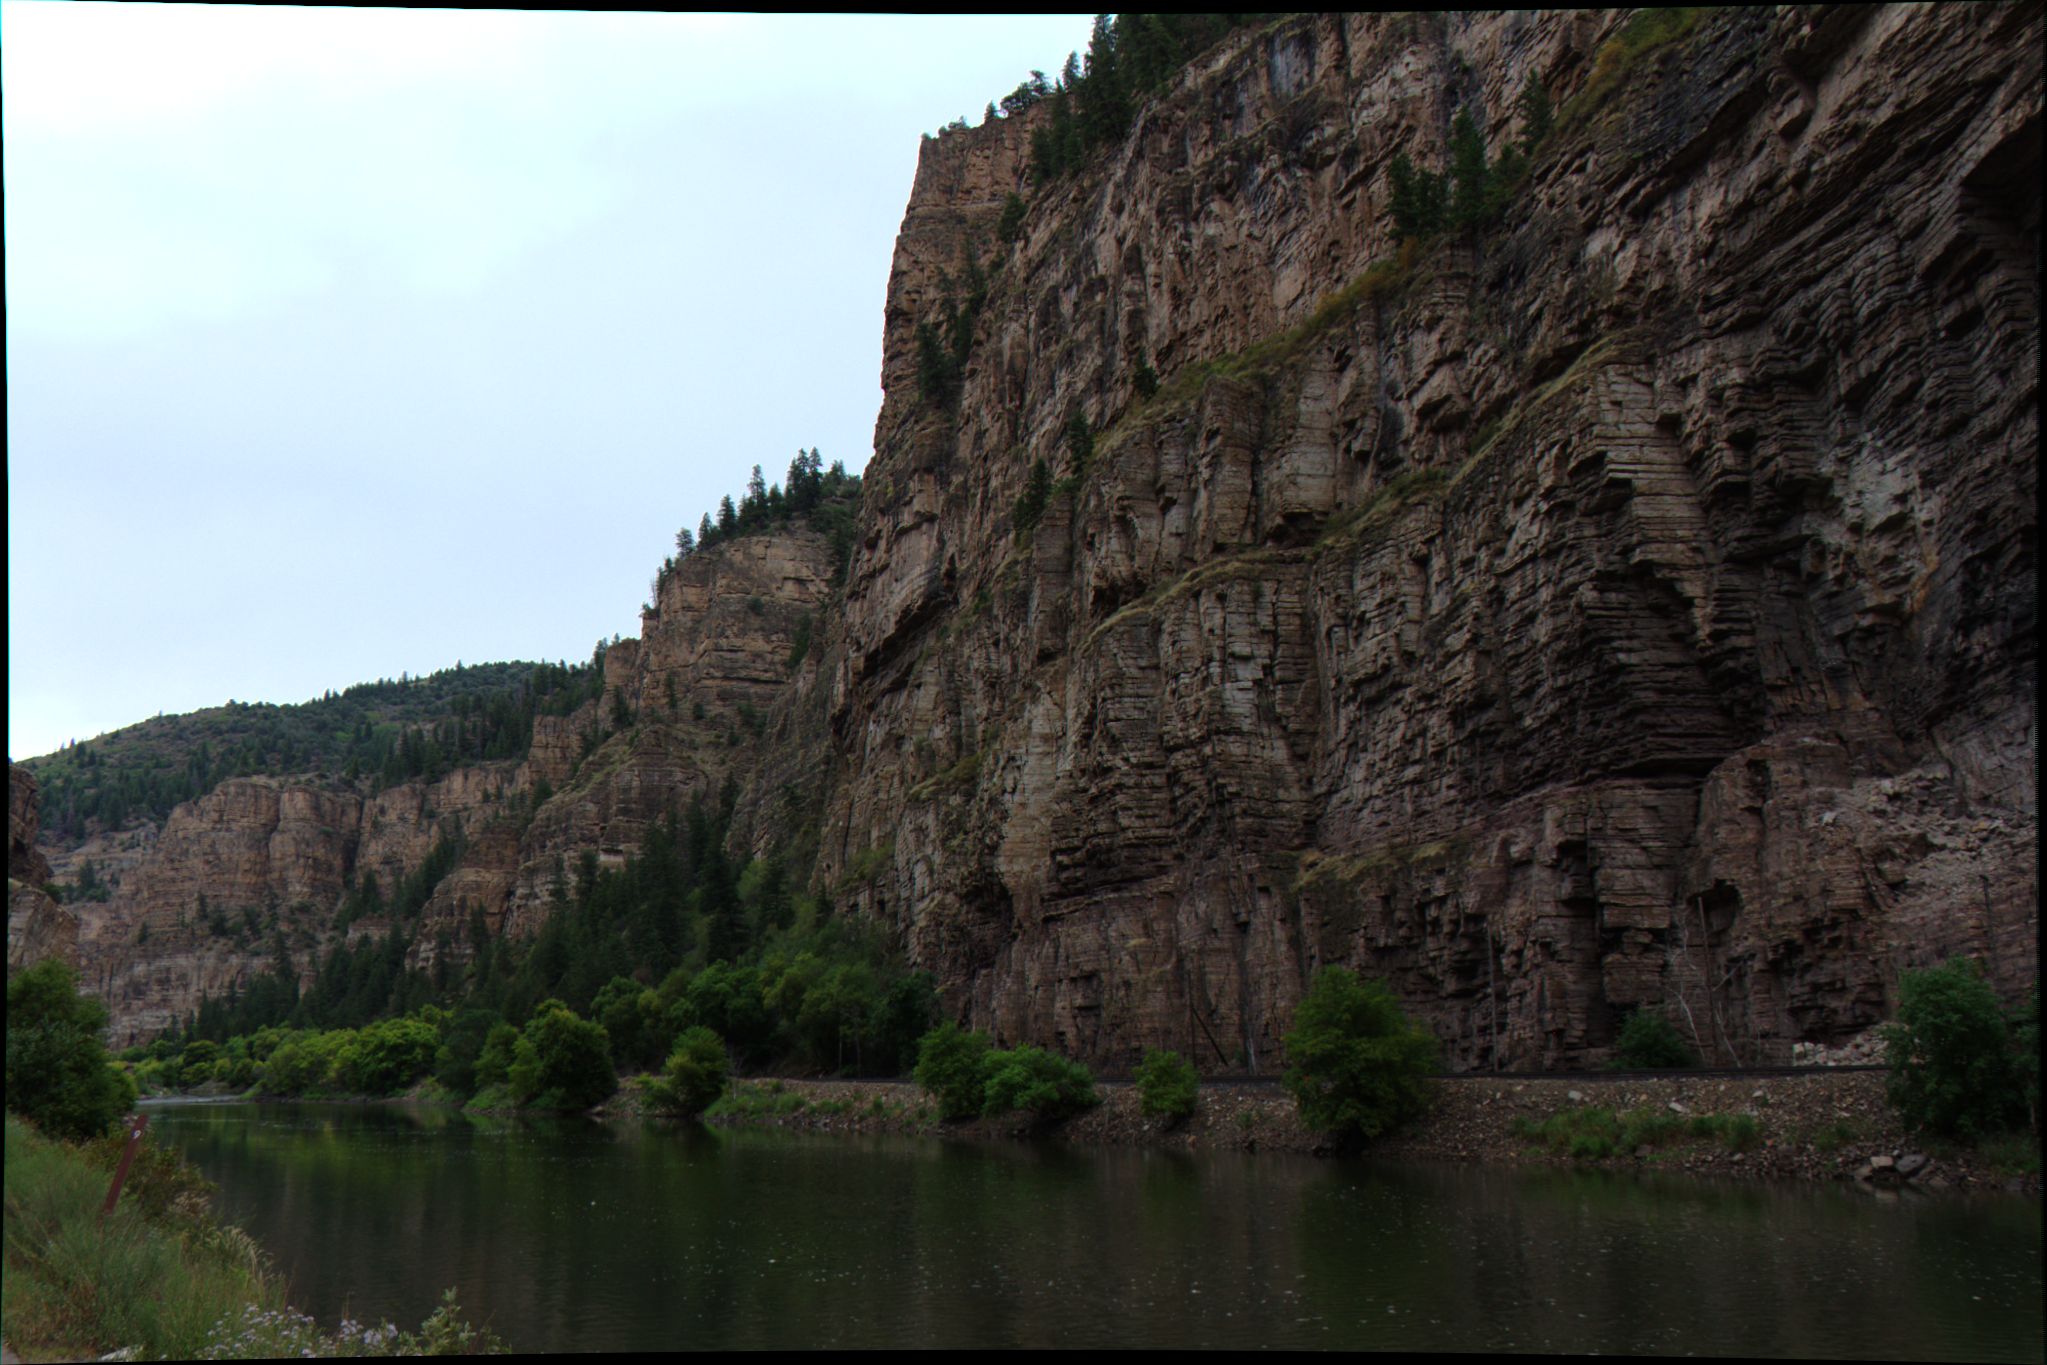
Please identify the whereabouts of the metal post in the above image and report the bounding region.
[99,1114,149,1224]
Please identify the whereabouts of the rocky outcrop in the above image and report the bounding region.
[486,526,838,941]
[9,763,77,975]
[72,775,508,1045]
[814,7,2039,1070]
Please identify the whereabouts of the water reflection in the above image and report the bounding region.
[146,1102,2041,1357]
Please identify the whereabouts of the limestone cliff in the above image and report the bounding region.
[810,6,2039,1069]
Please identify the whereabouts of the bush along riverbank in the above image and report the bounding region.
[0,1116,505,1361]
[663,1070,2038,1194]
[5,963,504,1360]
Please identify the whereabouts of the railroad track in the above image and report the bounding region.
[1089,1065,1890,1087]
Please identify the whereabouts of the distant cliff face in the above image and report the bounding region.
[44,6,2038,1068]
[53,527,835,1043]
[813,6,2039,1070]
[9,764,77,975]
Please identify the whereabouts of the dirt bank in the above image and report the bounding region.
[669,1071,2039,1194]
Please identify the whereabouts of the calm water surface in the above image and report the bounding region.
[146,1100,2042,1357]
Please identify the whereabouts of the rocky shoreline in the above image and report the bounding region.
[644,1070,2040,1196]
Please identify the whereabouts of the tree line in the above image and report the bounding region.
[27,659,603,839]
[657,449,862,603]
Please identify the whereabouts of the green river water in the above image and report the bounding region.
[144,1100,2041,1356]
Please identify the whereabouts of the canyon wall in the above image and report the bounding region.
[812,6,2039,1069]
[45,528,832,1044]
[36,6,2038,1068]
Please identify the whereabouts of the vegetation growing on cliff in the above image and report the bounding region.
[1386,88,1549,243]
[661,447,861,590]
[996,14,1270,183]
[1610,1010,1698,1070]
[916,243,992,411]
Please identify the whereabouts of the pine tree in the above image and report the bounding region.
[1448,108,1491,231]
[1516,74,1553,157]
[1064,411,1094,476]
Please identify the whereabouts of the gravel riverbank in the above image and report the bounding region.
[656,1070,2039,1194]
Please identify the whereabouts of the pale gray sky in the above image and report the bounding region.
[5,3,1095,761]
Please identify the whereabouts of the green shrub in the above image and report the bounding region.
[866,972,940,1077]
[652,1027,729,1117]
[1134,1049,1198,1123]
[341,1016,440,1095]
[3,1116,275,1360]
[1517,1105,1767,1161]
[1281,967,1437,1141]
[914,1022,994,1121]
[1611,1009,1697,1069]
[1687,1112,1761,1153]
[433,1008,501,1096]
[670,961,774,1062]
[981,1046,1098,1120]
[473,1022,520,1091]
[593,977,668,1074]
[508,1000,616,1112]
[2011,988,2040,1130]
[6,959,139,1140]
[1883,957,2027,1139]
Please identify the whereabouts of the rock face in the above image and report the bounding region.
[39,7,2039,1068]
[9,763,78,975]
[72,774,517,1045]
[55,527,835,1041]
[812,7,2039,1070]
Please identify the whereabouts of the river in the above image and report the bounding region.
[145,1100,2042,1357]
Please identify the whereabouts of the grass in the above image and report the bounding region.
[907,751,983,804]
[1101,251,1418,453]
[1555,8,1711,140]
[1918,1131,2043,1179]
[3,1115,280,1361]
[1290,839,1469,894]
[1796,1118,1868,1154]
[1079,546,1309,653]
[705,1080,813,1121]
[1973,1133,2041,1177]
[4,1117,508,1358]
[1510,1105,1761,1161]
[840,842,895,890]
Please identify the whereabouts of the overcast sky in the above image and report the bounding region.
[5,3,1095,762]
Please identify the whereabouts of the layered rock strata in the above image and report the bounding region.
[814,6,2039,1069]
[37,6,2039,1067]
[54,527,834,1040]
